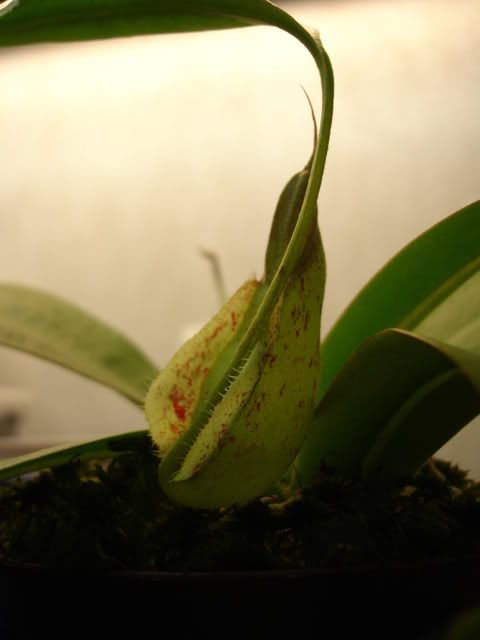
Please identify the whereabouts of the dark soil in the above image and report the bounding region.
[1,438,479,572]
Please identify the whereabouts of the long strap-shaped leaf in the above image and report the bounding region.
[296,328,480,485]
[318,201,480,399]
[0,430,148,481]
[0,0,249,42]
[0,285,158,405]
[0,0,327,60]
[296,204,480,482]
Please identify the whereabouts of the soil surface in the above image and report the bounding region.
[1,440,479,572]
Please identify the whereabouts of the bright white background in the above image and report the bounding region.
[0,0,479,472]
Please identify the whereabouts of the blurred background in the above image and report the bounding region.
[0,0,479,472]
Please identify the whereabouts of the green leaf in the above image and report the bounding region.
[0,0,318,53]
[413,269,480,354]
[0,0,248,45]
[0,284,158,405]
[318,201,480,399]
[295,329,480,485]
[0,429,148,481]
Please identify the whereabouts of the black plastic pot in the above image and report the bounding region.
[1,557,479,639]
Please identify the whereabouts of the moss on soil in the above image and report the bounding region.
[1,438,479,572]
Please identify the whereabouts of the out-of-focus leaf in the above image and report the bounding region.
[0,285,158,405]
[0,429,148,481]
[296,329,480,485]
